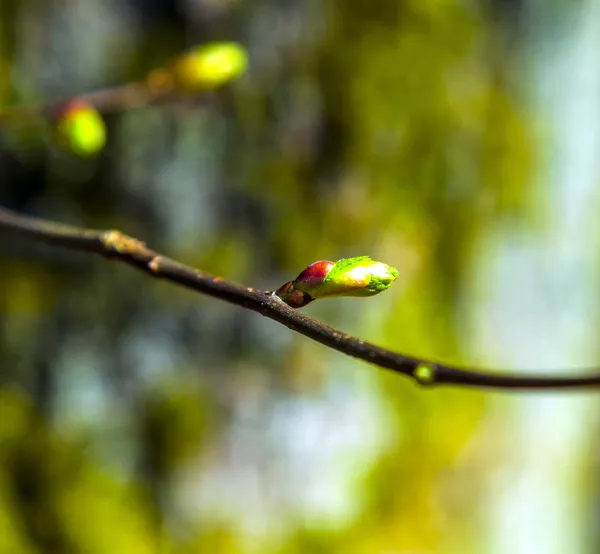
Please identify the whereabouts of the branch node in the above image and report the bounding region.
[148,256,164,273]
[102,230,146,254]
[414,363,437,386]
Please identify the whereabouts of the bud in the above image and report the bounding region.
[172,42,248,91]
[276,256,398,308]
[54,99,106,157]
[293,260,335,292]
[274,281,314,309]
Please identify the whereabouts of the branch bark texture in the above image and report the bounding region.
[1,205,599,391]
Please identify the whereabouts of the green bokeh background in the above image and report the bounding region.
[1,1,599,553]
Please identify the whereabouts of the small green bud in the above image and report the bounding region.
[414,363,436,385]
[173,42,248,91]
[55,99,106,156]
[277,256,398,307]
[294,256,398,299]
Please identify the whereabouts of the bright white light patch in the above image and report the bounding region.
[344,266,370,287]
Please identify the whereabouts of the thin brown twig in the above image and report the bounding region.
[1,205,600,391]
[0,82,149,123]
[0,68,193,124]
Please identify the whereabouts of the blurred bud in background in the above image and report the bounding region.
[171,42,248,91]
[53,99,106,157]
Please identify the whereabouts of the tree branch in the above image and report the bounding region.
[0,83,152,124]
[1,205,599,391]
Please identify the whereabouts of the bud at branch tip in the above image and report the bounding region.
[276,256,398,308]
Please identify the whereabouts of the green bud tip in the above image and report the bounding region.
[55,99,106,157]
[293,256,398,299]
[414,363,436,385]
[174,42,248,90]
